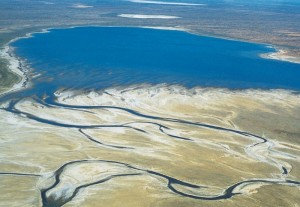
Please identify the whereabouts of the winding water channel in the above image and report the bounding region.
[1,27,300,206]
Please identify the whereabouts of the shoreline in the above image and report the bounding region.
[126,0,206,6]
[260,48,300,64]
[0,25,299,98]
[0,45,28,96]
[55,83,300,106]
[0,28,50,97]
[118,14,181,19]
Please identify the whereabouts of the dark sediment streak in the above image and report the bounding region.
[1,97,299,206]
[159,126,193,141]
[1,97,286,177]
[42,172,142,207]
[0,172,40,177]
[43,96,268,145]
[78,128,134,150]
[40,159,300,207]
[124,121,193,141]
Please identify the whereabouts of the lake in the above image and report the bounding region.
[11,26,300,96]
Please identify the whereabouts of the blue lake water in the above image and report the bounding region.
[11,27,300,96]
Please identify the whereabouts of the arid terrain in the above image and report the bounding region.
[1,85,300,206]
[0,1,300,206]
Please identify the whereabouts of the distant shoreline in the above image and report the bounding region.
[261,49,300,64]
[0,29,50,97]
[0,45,28,96]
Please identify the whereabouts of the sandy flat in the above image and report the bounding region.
[70,4,93,9]
[1,85,300,206]
[118,14,181,19]
[127,0,205,6]
[261,49,300,64]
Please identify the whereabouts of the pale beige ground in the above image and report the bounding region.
[0,85,299,206]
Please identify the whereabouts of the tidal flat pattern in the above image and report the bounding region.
[1,85,300,206]
[1,26,300,206]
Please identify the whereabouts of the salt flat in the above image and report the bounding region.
[1,85,299,206]
[118,14,180,19]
